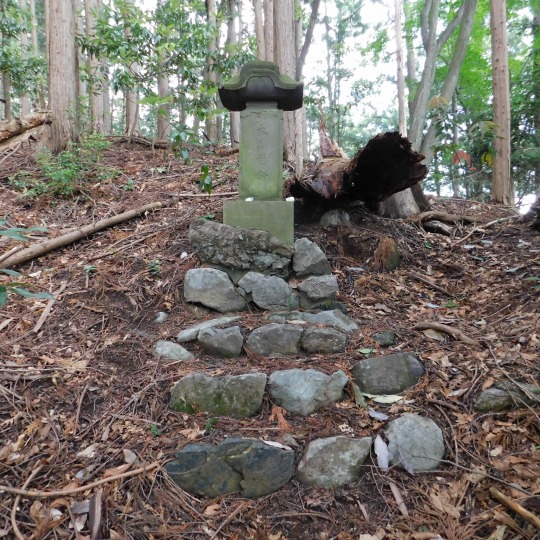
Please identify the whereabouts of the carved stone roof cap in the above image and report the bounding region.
[219,61,303,111]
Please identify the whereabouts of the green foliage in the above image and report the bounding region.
[0,0,46,102]
[148,259,161,276]
[121,179,137,191]
[80,0,254,133]
[199,163,213,194]
[0,222,53,306]
[9,134,113,198]
[204,418,219,432]
[149,424,162,437]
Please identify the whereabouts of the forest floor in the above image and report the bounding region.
[0,139,539,540]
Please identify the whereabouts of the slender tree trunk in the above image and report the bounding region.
[490,0,512,205]
[253,0,265,60]
[227,0,240,147]
[29,0,46,109]
[19,0,31,115]
[1,73,10,120]
[123,0,139,139]
[157,65,171,141]
[274,0,297,168]
[85,0,105,132]
[404,0,415,115]
[533,4,540,193]
[383,0,477,217]
[0,0,11,121]
[394,0,406,135]
[263,0,274,62]
[204,0,218,142]
[45,0,79,152]
[102,60,111,132]
[420,0,478,162]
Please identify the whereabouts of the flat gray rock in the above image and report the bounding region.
[385,414,445,472]
[166,438,295,498]
[268,368,348,416]
[371,330,395,347]
[297,274,338,309]
[351,353,424,395]
[189,220,293,278]
[301,326,348,353]
[238,272,299,311]
[293,238,332,277]
[245,324,303,357]
[198,326,244,357]
[154,340,194,361]
[170,372,267,417]
[296,436,372,488]
[267,309,358,333]
[184,268,247,313]
[177,316,242,342]
[475,382,539,412]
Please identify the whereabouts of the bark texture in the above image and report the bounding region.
[490,0,513,205]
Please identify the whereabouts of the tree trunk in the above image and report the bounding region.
[384,0,478,217]
[420,0,478,163]
[19,0,31,116]
[490,0,513,205]
[263,0,274,62]
[29,0,46,109]
[123,0,139,139]
[227,0,240,148]
[102,59,112,132]
[394,0,406,135]
[253,0,265,60]
[85,0,105,133]
[45,0,79,152]
[205,0,218,142]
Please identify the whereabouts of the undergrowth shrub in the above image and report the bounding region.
[9,134,119,198]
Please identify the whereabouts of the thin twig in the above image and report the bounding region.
[73,384,89,435]
[0,462,160,498]
[33,281,67,333]
[490,487,540,530]
[11,464,44,539]
[209,500,250,540]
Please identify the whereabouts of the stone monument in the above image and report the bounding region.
[219,61,303,244]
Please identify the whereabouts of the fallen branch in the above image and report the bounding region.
[0,201,165,270]
[489,487,540,530]
[0,111,52,142]
[106,135,170,149]
[412,321,480,345]
[0,462,160,499]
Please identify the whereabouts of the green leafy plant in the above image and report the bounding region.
[0,269,53,307]
[199,164,213,194]
[150,424,162,437]
[204,418,218,432]
[444,300,459,308]
[121,179,137,191]
[0,221,53,306]
[148,259,161,276]
[9,134,113,198]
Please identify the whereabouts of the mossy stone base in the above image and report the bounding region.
[223,200,294,245]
